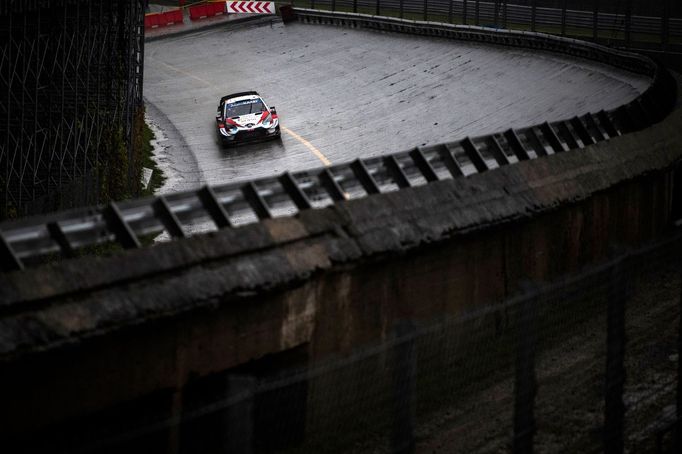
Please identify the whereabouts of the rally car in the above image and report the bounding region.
[216,91,280,146]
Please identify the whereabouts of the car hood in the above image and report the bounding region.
[230,113,263,127]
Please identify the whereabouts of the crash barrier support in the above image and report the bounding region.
[0,10,678,271]
[144,8,184,29]
[189,1,226,21]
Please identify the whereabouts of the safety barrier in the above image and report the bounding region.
[298,0,682,53]
[144,9,184,29]
[0,10,677,272]
[189,1,226,20]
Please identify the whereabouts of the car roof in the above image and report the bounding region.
[225,94,262,104]
[220,91,260,104]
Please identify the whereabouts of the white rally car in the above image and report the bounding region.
[216,91,280,146]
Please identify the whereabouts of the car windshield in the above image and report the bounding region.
[224,99,265,117]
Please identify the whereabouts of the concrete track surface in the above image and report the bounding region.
[144,20,650,191]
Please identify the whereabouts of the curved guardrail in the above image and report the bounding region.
[0,10,677,272]
[298,0,682,52]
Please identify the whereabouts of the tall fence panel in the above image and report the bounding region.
[0,0,145,220]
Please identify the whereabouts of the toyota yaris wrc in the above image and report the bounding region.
[216,91,280,146]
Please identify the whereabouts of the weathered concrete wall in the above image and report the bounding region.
[1,108,681,449]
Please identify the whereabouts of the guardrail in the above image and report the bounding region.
[0,10,677,272]
[294,0,682,52]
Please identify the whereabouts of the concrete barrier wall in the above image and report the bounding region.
[1,103,681,447]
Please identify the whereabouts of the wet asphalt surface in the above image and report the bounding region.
[144,20,650,192]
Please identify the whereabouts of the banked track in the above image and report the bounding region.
[0,10,677,272]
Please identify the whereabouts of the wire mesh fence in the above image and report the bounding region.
[15,232,681,453]
[289,0,682,53]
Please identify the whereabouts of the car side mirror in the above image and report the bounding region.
[270,106,277,114]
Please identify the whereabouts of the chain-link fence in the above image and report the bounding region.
[289,0,682,54]
[19,232,679,453]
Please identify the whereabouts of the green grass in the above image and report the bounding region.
[140,121,167,197]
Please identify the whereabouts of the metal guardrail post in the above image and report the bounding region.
[391,321,417,454]
[526,128,547,157]
[461,137,488,172]
[531,0,536,32]
[423,0,427,21]
[351,159,381,195]
[597,110,619,139]
[593,0,599,41]
[243,182,273,220]
[103,202,142,250]
[539,122,565,153]
[604,255,628,454]
[487,136,511,165]
[570,117,595,147]
[513,284,538,454]
[584,113,608,142]
[410,148,440,182]
[0,233,24,272]
[384,155,412,189]
[198,185,233,229]
[399,0,403,19]
[279,173,313,211]
[353,0,357,14]
[47,222,75,258]
[154,196,186,239]
[504,129,531,161]
[331,0,335,12]
[319,168,346,202]
[376,0,380,17]
[463,0,468,25]
[448,0,453,24]
[560,0,567,36]
[556,121,580,149]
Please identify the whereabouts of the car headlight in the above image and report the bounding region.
[262,116,272,128]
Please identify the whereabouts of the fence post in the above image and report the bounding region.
[463,0,468,25]
[376,0,380,17]
[353,0,357,13]
[332,0,335,12]
[662,0,670,50]
[675,272,682,452]
[475,0,479,26]
[392,321,417,454]
[560,0,567,36]
[225,375,256,454]
[423,0,427,21]
[604,256,628,454]
[624,0,632,48]
[530,0,536,32]
[448,0,453,24]
[513,284,538,454]
[593,0,599,41]
[399,0,403,18]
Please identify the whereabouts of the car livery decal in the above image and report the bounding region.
[226,99,261,109]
